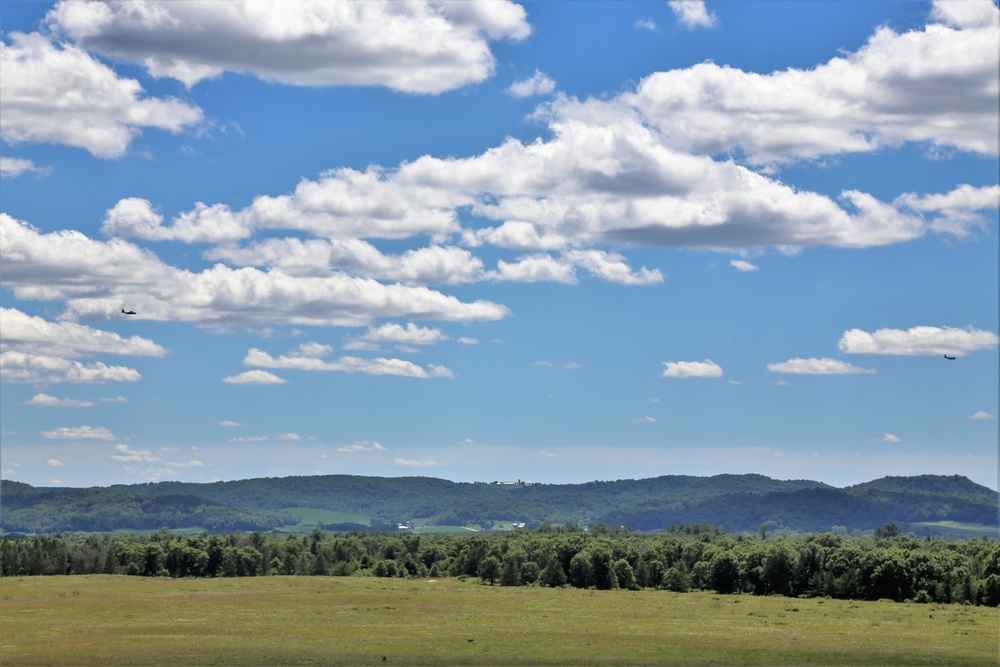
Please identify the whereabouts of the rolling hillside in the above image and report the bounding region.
[1,473,995,535]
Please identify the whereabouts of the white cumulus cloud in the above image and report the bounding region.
[24,394,95,407]
[894,184,1000,238]
[103,198,249,244]
[41,425,116,440]
[245,345,454,379]
[0,32,203,158]
[669,1,717,29]
[353,323,449,347]
[767,358,877,375]
[1,213,508,328]
[222,370,286,385]
[0,307,166,359]
[730,259,759,272]
[662,359,723,379]
[626,2,999,164]
[0,156,49,178]
[337,441,386,453]
[0,351,143,384]
[507,70,556,98]
[110,443,160,462]
[838,326,1000,356]
[47,0,531,93]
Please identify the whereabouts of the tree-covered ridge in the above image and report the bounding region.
[2,527,998,607]
[1,473,996,535]
[0,480,292,533]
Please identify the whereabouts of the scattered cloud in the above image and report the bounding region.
[534,360,583,370]
[2,214,508,328]
[730,259,759,272]
[218,420,247,428]
[46,458,65,467]
[276,433,301,441]
[968,410,995,420]
[0,32,203,158]
[222,370,286,385]
[245,345,454,379]
[0,307,162,384]
[507,70,556,98]
[337,441,386,453]
[47,0,531,93]
[629,416,657,423]
[880,433,902,443]
[767,358,877,375]
[350,322,449,348]
[165,459,205,468]
[110,443,160,462]
[229,435,270,443]
[895,184,1000,237]
[662,359,723,379]
[634,18,658,31]
[103,198,248,244]
[393,457,442,468]
[209,238,486,285]
[838,326,1000,356]
[0,156,50,178]
[1,307,166,359]
[669,1,718,29]
[626,6,998,165]
[0,352,143,384]
[24,393,94,407]
[41,425,116,440]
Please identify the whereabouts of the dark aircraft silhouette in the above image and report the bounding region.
[943,354,956,360]
[122,308,136,315]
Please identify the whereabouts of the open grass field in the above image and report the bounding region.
[280,507,373,531]
[1,575,997,666]
[909,521,1000,539]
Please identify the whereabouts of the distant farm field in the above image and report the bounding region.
[2,576,997,666]
[910,521,999,539]
[281,507,373,528]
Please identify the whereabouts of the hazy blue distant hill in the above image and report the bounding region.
[1,473,995,535]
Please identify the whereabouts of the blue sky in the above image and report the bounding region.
[2,0,997,490]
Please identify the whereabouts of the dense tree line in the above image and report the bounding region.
[3,525,998,606]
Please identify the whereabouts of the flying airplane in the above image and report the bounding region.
[943,354,956,360]
[122,308,136,315]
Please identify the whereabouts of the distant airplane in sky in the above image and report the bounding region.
[943,354,956,360]
[122,308,136,315]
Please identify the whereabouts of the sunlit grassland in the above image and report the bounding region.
[2,576,997,666]
[279,507,373,531]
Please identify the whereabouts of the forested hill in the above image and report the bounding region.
[1,473,996,535]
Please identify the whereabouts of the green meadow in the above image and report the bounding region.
[910,521,1000,539]
[279,507,373,531]
[2,575,997,666]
